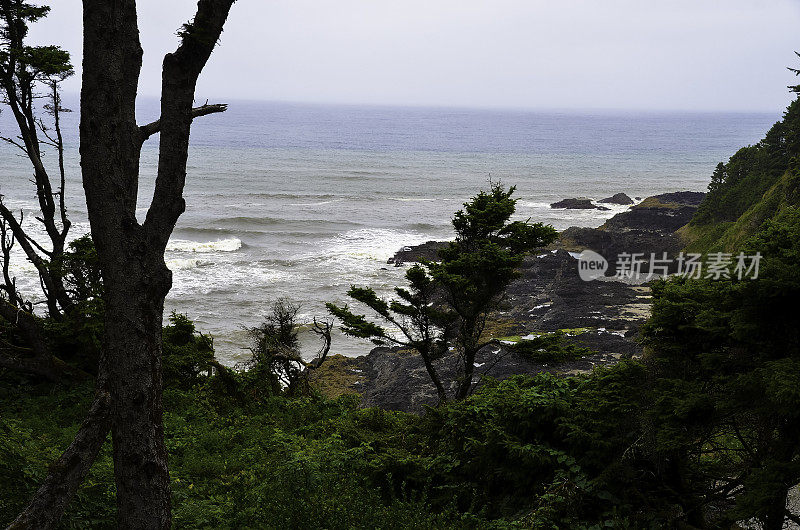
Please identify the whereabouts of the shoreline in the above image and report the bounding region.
[312,190,705,412]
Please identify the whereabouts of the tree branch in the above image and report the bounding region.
[138,102,228,142]
[143,0,236,253]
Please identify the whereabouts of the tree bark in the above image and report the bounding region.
[420,351,448,404]
[80,2,173,527]
[79,1,234,527]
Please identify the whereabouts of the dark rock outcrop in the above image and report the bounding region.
[600,191,704,233]
[319,190,708,413]
[389,240,447,265]
[598,192,634,205]
[558,190,705,275]
[550,198,609,210]
[652,191,706,206]
[559,226,684,271]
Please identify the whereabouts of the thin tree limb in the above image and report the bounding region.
[137,102,228,142]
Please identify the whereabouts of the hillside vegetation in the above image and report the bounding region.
[682,97,800,252]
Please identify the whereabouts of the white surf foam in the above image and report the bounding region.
[166,258,203,270]
[318,228,435,263]
[166,238,242,253]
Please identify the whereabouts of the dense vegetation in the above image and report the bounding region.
[3,197,800,527]
[2,16,800,525]
[684,94,800,252]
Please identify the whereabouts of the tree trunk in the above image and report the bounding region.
[79,1,235,527]
[79,2,172,527]
[419,350,448,404]
[102,264,172,529]
[455,348,476,400]
[762,429,798,530]
[763,486,789,530]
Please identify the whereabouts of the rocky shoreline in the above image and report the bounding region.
[312,191,705,413]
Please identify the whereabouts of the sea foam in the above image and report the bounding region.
[166,238,242,253]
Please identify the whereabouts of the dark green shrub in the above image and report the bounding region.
[511,332,592,364]
[162,313,215,389]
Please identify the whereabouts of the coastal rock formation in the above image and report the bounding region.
[387,240,447,265]
[559,190,705,275]
[600,191,704,233]
[321,190,705,413]
[550,197,609,210]
[598,192,634,205]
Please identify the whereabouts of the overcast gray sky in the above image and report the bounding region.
[29,1,800,111]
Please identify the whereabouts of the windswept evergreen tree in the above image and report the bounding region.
[328,183,558,401]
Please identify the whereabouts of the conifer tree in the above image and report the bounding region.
[329,183,558,401]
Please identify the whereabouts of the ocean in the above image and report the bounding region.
[0,98,783,363]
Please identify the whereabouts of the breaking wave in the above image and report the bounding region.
[166,238,242,253]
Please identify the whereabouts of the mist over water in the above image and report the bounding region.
[0,98,782,363]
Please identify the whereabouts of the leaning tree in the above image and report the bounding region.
[0,1,79,380]
[329,183,559,402]
[9,1,236,528]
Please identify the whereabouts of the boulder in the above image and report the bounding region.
[598,192,634,205]
[550,198,608,210]
[388,240,448,265]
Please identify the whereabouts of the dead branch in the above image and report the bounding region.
[138,103,228,142]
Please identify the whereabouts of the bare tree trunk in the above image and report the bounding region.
[455,349,476,400]
[454,318,483,400]
[79,1,234,527]
[421,353,448,404]
[763,488,790,530]
[762,431,798,530]
[79,2,172,526]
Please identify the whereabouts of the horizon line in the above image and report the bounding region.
[56,91,791,116]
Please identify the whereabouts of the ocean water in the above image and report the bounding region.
[0,98,782,363]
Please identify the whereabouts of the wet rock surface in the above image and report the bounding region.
[600,191,704,233]
[598,192,634,205]
[559,190,705,274]
[324,190,704,414]
[388,240,447,265]
[550,197,609,210]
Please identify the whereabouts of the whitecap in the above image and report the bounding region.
[517,201,553,209]
[166,258,202,270]
[313,228,435,263]
[287,199,345,207]
[166,238,242,253]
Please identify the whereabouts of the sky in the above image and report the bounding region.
[28,0,800,112]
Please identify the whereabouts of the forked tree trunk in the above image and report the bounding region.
[79,1,235,527]
[6,1,234,527]
[79,2,173,526]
